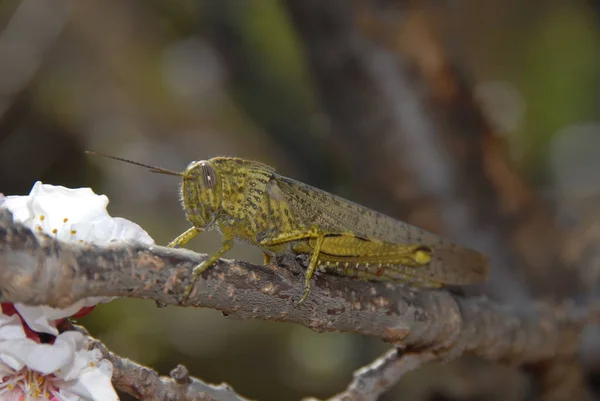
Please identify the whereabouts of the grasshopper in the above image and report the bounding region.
[87,152,488,304]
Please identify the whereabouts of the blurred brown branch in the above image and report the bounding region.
[0,208,591,400]
[280,0,578,302]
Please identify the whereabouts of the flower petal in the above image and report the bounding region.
[2,194,33,224]
[0,338,67,374]
[2,181,155,246]
[60,359,118,401]
[15,297,115,336]
[0,313,28,342]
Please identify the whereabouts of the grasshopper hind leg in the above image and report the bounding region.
[297,235,325,305]
[349,268,444,289]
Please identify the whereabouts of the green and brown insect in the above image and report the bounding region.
[87,152,489,304]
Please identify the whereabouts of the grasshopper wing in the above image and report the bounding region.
[276,176,488,285]
[276,175,438,243]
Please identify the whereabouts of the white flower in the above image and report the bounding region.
[0,182,156,334]
[0,182,146,399]
[1,181,154,246]
[0,181,154,335]
[0,311,118,401]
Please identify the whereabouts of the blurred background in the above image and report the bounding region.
[0,0,599,400]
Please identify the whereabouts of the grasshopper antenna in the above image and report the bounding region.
[85,151,182,177]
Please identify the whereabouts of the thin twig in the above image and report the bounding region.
[63,323,250,401]
[303,348,437,401]
[96,341,249,401]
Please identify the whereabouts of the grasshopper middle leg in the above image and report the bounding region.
[259,228,324,304]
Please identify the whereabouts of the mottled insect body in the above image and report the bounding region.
[87,153,489,304]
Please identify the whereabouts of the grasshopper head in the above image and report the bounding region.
[181,160,222,229]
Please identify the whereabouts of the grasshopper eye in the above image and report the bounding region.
[200,163,217,188]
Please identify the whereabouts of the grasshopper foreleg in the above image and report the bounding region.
[179,226,234,303]
[168,226,202,248]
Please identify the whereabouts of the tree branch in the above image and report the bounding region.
[0,208,585,368]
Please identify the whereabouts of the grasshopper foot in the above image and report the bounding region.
[181,283,195,304]
[296,281,312,306]
[296,291,309,306]
[263,252,272,265]
[180,261,211,304]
